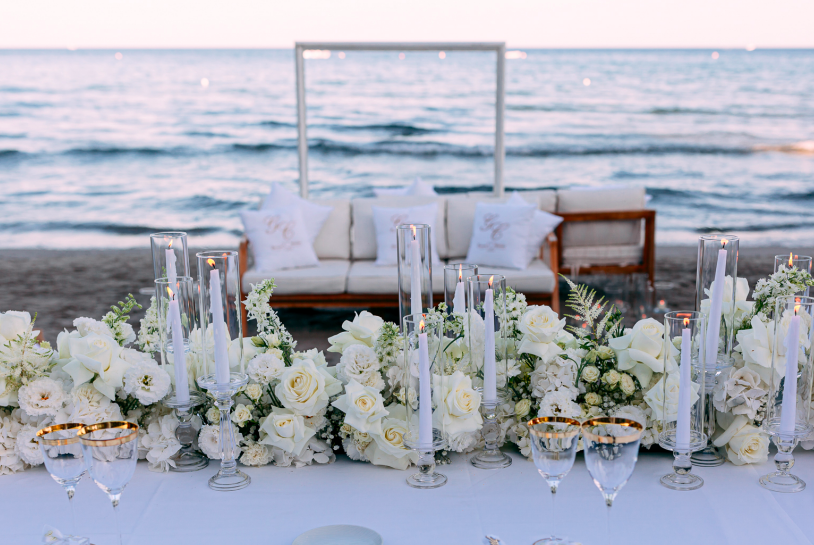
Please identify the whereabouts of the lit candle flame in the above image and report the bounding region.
[167,286,174,297]
[419,319,425,333]
[790,252,794,267]
[207,258,216,268]
[411,225,416,239]
[684,317,690,327]
[795,304,801,315]
[458,264,462,282]
[168,239,173,248]
[721,238,728,247]
[488,275,494,288]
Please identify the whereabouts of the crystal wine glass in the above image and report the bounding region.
[582,417,644,545]
[528,417,581,545]
[36,423,90,545]
[77,421,139,545]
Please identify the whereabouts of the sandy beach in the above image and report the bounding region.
[1,245,806,361]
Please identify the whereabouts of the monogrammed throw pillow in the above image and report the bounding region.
[371,203,441,266]
[465,202,535,270]
[260,183,333,245]
[507,192,563,263]
[240,207,319,271]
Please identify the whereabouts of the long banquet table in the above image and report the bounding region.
[5,449,814,545]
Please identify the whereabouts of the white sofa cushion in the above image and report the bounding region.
[556,187,646,248]
[242,259,350,295]
[312,198,351,260]
[351,196,448,260]
[371,203,441,266]
[373,177,437,197]
[507,192,563,264]
[464,258,556,293]
[562,245,642,268]
[346,260,445,295]
[240,208,319,271]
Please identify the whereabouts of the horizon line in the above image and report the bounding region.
[3,45,814,51]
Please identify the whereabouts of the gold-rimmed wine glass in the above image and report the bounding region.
[582,417,644,545]
[77,421,139,545]
[528,417,582,545]
[36,423,90,545]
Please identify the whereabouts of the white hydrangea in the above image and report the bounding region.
[17,378,66,417]
[0,411,26,474]
[537,390,581,418]
[122,359,171,405]
[14,423,42,466]
[139,414,181,472]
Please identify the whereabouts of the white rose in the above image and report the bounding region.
[63,333,129,400]
[293,348,328,368]
[244,383,263,401]
[515,399,531,418]
[644,373,700,422]
[247,353,285,385]
[736,316,782,384]
[585,392,601,406]
[619,373,637,396]
[609,318,677,387]
[331,380,388,434]
[517,306,566,363]
[258,408,315,456]
[713,367,766,420]
[365,404,418,470]
[713,415,769,465]
[327,311,384,353]
[582,365,600,383]
[701,276,753,329]
[17,378,65,417]
[275,358,341,417]
[231,404,254,426]
[336,344,381,385]
[55,330,81,361]
[0,311,34,344]
[72,317,114,338]
[433,371,483,435]
[206,406,220,423]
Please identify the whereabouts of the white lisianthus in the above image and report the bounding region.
[538,390,581,418]
[72,317,114,339]
[713,415,769,465]
[258,408,315,456]
[14,424,42,466]
[327,311,384,353]
[331,380,388,435]
[275,358,341,417]
[231,404,254,426]
[198,423,243,460]
[336,344,383,389]
[17,378,65,417]
[609,318,677,387]
[247,352,286,385]
[517,305,566,363]
[139,414,182,472]
[366,404,418,470]
[644,373,700,421]
[433,371,483,435]
[244,383,263,402]
[63,333,129,400]
[122,359,171,405]
[239,441,272,467]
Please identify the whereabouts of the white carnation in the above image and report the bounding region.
[240,441,272,467]
[336,344,381,385]
[247,353,285,385]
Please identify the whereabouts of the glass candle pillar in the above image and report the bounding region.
[396,224,433,328]
[196,251,244,379]
[402,313,447,489]
[467,274,509,403]
[154,277,195,386]
[759,295,814,493]
[150,232,190,283]
[658,311,707,491]
[774,254,813,297]
[443,263,477,315]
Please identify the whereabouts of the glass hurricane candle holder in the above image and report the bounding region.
[759,295,814,493]
[397,224,433,328]
[694,233,738,467]
[444,263,477,314]
[658,311,708,491]
[197,251,244,378]
[150,232,190,283]
[774,254,813,297]
[402,313,447,489]
[155,277,195,370]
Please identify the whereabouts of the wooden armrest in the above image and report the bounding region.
[239,236,250,276]
[556,209,656,223]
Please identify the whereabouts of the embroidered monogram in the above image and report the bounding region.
[263,215,301,251]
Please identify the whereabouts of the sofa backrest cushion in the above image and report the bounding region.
[352,196,448,260]
[556,187,646,247]
[312,198,351,260]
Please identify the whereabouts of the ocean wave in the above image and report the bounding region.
[62,146,188,156]
[695,222,809,233]
[324,122,438,136]
[258,120,296,128]
[177,195,248,210]
[0,221,237,236]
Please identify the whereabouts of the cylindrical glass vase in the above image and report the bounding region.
[444,263,478,314]
[402,314,446,451]
[155,277,195,392]
[775,254,813,297]
[150,232,190,284]
[695,234,739,371]
[196,251,244,379]
[467,274,508,403]
[397,224,433,327]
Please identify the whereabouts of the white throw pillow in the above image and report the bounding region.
[465,202,535,270]
[260,183,333,244]
[240,208,319,271]
[373,177,438,197]
[507,192,563,263]
[372,203,441,266]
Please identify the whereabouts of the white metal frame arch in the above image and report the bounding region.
[294,41,506,199]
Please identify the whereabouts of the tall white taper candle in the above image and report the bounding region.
[704,246,727,369]
[676,326,692,450]
[418,321,432,449]
[780,311,801,435]
[209,267,230,385]
[483,281,497,403]
[410,227,423,317]
[169,297,190,403]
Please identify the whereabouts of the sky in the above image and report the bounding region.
[1,0,812,49]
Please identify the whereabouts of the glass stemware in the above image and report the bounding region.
[77,421,139,545]
[582,417,644,545]
[528,417,581,545]
[36,423,90,545]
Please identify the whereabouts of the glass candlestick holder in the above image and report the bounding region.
[471,400,512,469]
[443,263,477,314]
[197,372,250,491]
[402,314,447,489]
[774,254,813,297]
[396,224,433,329]
[150,232,190,283]
[164,390,209,472]
[759,295,814,493]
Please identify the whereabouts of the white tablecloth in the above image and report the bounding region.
[5,449,814,545]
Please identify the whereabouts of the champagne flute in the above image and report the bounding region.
[528,417,581,545]
[36,423,90,545]
[581,417,643,545]
[77,421,139,545]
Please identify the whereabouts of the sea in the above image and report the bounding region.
[1,48,813,249]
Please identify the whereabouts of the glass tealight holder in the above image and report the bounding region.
[774,254,813,297]
[196,251,244,378]
[694,233,738,467]
[396,224,433,329]
[658,311,708,491]
[150,232,190,283]
[759,295,814,493]
[444,263,478,314]
[402,313,447,489]
[155,277,195,370]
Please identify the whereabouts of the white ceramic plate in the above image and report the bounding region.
[293,525,382,545]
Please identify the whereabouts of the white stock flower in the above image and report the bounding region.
[240,441,272,466]
[275,358,341,417]
[17,378,65,417]
[644,373,700,422]
[247,352,286,385]
[331,380,388,434]
[63,333,129,400]
[72,317,114,338]
[713,367,767,420]
[433,371,483,435]
[231,404,254,426]
[139,414,182,472]
[713,415,769,465]
[336,344,382,388]
[15,424,42,466]
[609,318,677,387]
[122,359,171,405]
[327,311,384,353]
[258,408,315,456]
[198,423,242,460]
[537,390,580,418]
[517,306,566,363]
[366,404,418,470]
